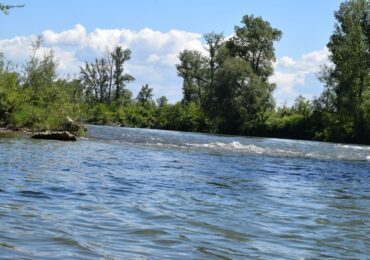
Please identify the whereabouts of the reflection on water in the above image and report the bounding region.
[0,125,369,259]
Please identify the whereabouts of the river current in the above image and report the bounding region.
[0,125,369,259]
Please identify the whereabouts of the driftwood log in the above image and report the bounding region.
[31,131,77,141]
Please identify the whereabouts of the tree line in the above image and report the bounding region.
[176,15,281,134]
[0,0,369,144]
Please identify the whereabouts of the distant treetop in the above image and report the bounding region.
[0,3,24,15]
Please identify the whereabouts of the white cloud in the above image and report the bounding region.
[52,47,82,77]
[146,54,160,63]
[0,24,204,101]
[0,24,205,101]
[0,36,33,62]
[271,47,330,106]
[0,24,329,105]
[43,24,87,46]
[278,56,296,67]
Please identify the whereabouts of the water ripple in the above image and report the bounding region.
[0,125,369,259]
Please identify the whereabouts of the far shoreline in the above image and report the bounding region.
[1,124,369,146]
[84,123,370,146]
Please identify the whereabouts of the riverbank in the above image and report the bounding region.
[0,127,30,136]
[83,101,369,146]
[0,122,84,141]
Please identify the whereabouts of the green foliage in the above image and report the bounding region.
[226,15,282,80]
[89,103,114,125]
[86,100,208,133]
[136,84,154,106]
[318,0,370,143]
[176,14,279,135]
[156,96,168,107]
[213,57,275,133]
[80,46,134,104]
[0,2,368,144]
[0,71,21,123]
[111,47,134,101]
[123,103,156,128]
[155,102,208,132]
[0,39,84,134]
[262,98,315,140]
[176,50,208,104]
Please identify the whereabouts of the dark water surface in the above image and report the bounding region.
[0,125,369,259]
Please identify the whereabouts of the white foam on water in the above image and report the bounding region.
[183,141,369,161]
[337,144,370,151]
[98,130,369,162]
[188,141,306,157]
[155,142,182,149]
[187,141,266,154]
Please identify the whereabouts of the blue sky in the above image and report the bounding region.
[0,0,342,105]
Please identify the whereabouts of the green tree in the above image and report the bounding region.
[22,36,57,104]
[136,84,154,105]
[175,15,281,135]
[176,50,208,104]
[319,0,370,142]
[204,32,224,85]
[226,15,282,80]
[111,46,134,101]
[202,32,225,114]
[0,60,19,124]
[213,57,274,133]
[156,96,168,107]
[292,95,312,118]
[0,38,84,132]
[80,46,134,104]
[208,15,280,133]
[80,57,109,103]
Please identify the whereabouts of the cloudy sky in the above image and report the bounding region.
[0,0,341,105]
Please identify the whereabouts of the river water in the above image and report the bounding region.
[0,125,369,259]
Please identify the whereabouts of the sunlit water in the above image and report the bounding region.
[0,125,369,259]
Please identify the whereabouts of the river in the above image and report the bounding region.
[0,125,369,259]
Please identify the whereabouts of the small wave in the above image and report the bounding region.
[18,190,50,199]
[108,138,370,161]
[149,137,163,142]
[87,125,370,161]
[155,142,182,149]
[130,228,168,236]
[337,144,370,151]
[188,141,266,154]
[176,141,368,161]
[186,141,303,158]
